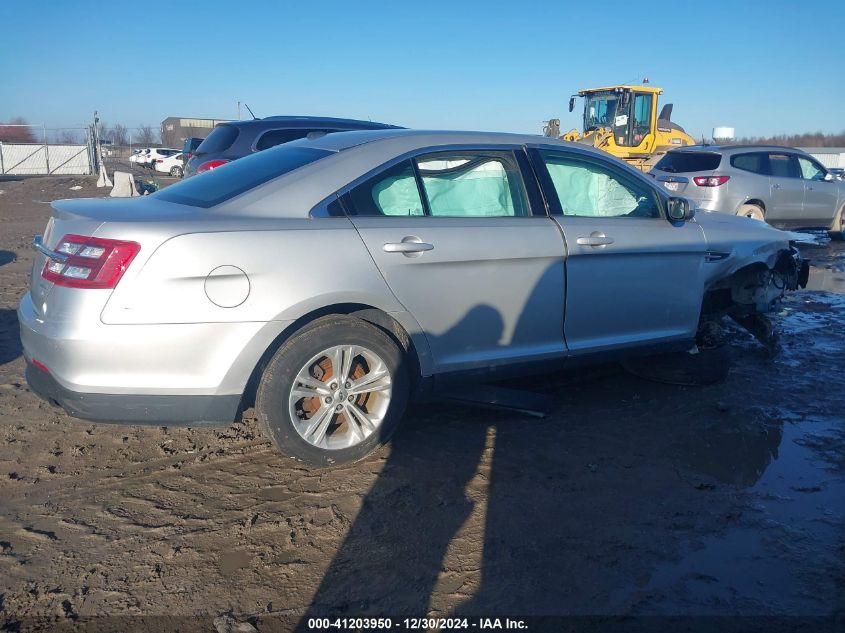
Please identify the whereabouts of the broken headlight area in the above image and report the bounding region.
[699,248,809,355]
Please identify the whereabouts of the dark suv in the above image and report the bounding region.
[183,116,402,178]
[181,137,205,164]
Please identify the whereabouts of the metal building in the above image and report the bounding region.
[160,117,231,149]
[799,147,845,169]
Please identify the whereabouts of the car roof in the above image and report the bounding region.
[669,144,811,154]
[285,128,583,154]
[209,129,654,217]
[219,116,401,130]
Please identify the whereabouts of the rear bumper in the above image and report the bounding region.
[25,360,239,426]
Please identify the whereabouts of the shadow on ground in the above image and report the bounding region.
[0,308,23,365]
[0,250,17,267]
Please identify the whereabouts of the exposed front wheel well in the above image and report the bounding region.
[237,304,423,419]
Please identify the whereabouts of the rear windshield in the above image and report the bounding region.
[182,138,203,153]
[154,146,332,208]
[195,125,239,155]
[653,152,722,173]
[255,128,331,151]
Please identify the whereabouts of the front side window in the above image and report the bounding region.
[768,153,800,178]
[797,156,826,181]
[583,92,620,131]
[539,151,661,219]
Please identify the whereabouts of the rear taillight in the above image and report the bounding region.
[42,234,140,289]
[155,159,164,163]
[693,175,730,187]
[197,159,229,173]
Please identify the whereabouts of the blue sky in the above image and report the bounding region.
[2,0,843,139]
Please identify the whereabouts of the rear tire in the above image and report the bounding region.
[737,204,765,222]
[170,166,183,177]
[256,315,409,467]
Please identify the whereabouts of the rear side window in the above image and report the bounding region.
[195,125,239,154]
[416,152,530,217]
[346,160,425,217]
[769,153,800,178]
[255,129,330,151]
[730,152,767,174]
[155,146,331,208]
[344,151,530,218]
[653,152,721,173]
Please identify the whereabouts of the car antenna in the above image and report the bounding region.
[243,103,258,120]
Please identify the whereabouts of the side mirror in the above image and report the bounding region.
[569,96,576,113]
[667,197,694,221]
[823,172,834,182]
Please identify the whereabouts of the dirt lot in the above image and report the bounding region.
[0,176,843,631]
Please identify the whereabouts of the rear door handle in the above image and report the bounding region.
[773,183,781,189]
[383,236,434,257]
[576,232,614,247]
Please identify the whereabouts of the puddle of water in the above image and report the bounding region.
[625,415,844,615]
[797,239,845,294]
[804,266,845,294]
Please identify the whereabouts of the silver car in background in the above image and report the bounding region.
[651,145,845,234]
[19,130,807,467]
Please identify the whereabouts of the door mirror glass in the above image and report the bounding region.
[667,197,693,221]
[569,96,576,112]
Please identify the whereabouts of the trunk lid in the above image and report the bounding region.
[28,196,197,317]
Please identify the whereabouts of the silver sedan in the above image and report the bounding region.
[19,130,807,466]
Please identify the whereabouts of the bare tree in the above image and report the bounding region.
[110,124,128,146]
[96,120,109,143]
[57,130,79,144]
[136,124,158,145]
[735,130,845,147]
[0,117,37,143]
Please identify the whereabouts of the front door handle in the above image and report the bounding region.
[383,236,434,257]
[576,232,614,247]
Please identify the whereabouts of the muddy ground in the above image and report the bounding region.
[0,176,843,632]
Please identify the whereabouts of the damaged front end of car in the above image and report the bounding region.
[700,244,809,355]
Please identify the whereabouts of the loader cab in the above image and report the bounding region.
[579,86,659,149]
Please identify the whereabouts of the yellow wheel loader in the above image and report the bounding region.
[543,85,695,171]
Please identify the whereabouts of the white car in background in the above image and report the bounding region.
[153,152,185,177]
[129,148,151,164]
[141,148,180,169]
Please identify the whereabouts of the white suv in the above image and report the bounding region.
[141,148,180,169]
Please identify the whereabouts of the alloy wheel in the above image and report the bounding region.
[288,345,392,450]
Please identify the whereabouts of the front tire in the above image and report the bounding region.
[256,315,409,467]
[737,203,765,222]
[829,205,845,240]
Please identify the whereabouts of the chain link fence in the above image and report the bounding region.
[0,122,165,176]
[0,125,94,175]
